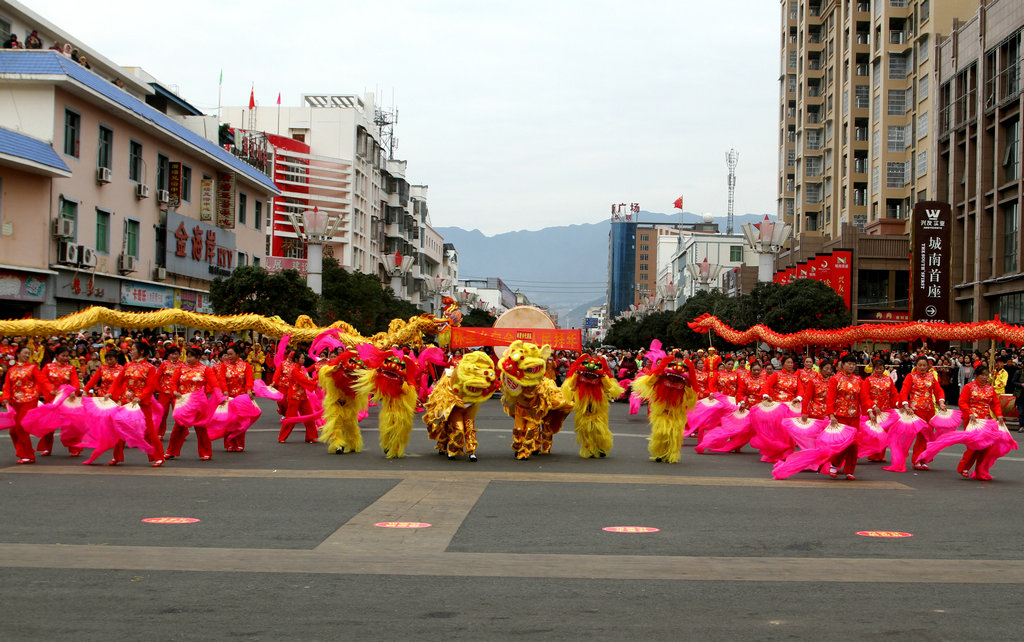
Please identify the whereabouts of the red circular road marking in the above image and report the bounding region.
[141,517,200,524]
[374,521,432,529]
[602,526,660,533]
[856,530,913,538]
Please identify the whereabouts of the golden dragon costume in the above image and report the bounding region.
[422,351,498,461]
[561,354,624,458]
[354,350,419,458]
[317,349,370,454]
[498,340,572,460]
[631,351,698,463]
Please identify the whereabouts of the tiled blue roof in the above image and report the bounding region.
[0,51,278,193]
[0,126,70,173]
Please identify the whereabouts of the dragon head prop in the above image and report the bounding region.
[647,351,692,405]
[369,350,419,399]
[498,340,551,395]
[452,351,499,405]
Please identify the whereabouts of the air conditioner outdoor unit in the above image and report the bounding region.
[135,183,150,199]
[157,189,170,204]
[96,167,112,183]
[118,254,138,273]
[58,241,80,265]
[154,266,167,281]
[79,246,97,268]
[52,218,74,238]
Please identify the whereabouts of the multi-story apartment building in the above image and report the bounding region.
[221,96,449,308]
[935,0,1024,328]
[0,49,276,319]
[670,232,760,304]
[777,0,974,324]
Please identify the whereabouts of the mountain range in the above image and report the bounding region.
[437,211,773,329]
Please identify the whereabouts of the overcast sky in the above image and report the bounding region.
[36,0,780,235]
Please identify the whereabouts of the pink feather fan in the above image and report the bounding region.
[856,414,890,458]
[79,396,120,464]
[749,400,794,463]
[253,380,283,400]
[929,408,963,438]
[772,419,856,480]
[915,418,999,465]
[111,402,154,454]
[204,399,235,440]
[173,391,210,427]
[695,408,753,454]
[22,384,77,437]
[0,403,15,431]
[684,393,737,438]
[881,411,929,472]
[782,416,828,451]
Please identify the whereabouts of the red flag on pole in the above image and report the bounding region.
[276,92,281,106]
[673,197,683,210]
[248,87,255,110]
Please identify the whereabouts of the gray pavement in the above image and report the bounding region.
[1,397,1022,640]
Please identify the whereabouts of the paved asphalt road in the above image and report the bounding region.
[1,397,1022,640]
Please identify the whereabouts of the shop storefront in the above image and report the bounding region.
[0,267,50,319]
[53,271,120,318]
[119,282,173,312]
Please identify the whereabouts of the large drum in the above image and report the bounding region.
[999,394,1019,420]
[492,306,556,359]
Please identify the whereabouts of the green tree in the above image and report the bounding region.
[668,290,742,350]
[761,278,851,333]
[461,308,497,328]
[210,265,318,324]
[604,316,641,349]
[318,258,423,335]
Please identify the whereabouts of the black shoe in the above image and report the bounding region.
[335,448,344,454]
[469,454,478,462]
[447,454,456,460]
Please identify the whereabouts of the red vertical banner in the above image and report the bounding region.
[806,255,822,282]
[833,250,853,309]
[796,261,808,281]
[816,254,833,289]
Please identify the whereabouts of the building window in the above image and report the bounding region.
[129,140,143,182]
[237,251,248,267]
[639,263,648,272]
[889,53,909,79]
[730,246,743,262]
[918,113,928,139]
[95,209,109,254]
[253,256,261,268]
[97,125,112,170]
[1005,202,1019,274]
[255,200,262,230]
[919,35,929,62]
[59,197,78,240]
[872,166,880,192]
[854,85,869,109]
[181,165,192,202]
[155,223,166,268]
[888,89,906,115]
[238,192,247,225]
[887,126,905,152]
[63,109,80,157]
[125,219,139,257]
[156,153,169,192]
[998,293,1024,325]
[919,74,929,100]
[917,151,927,176]
[1004,118,1020,183]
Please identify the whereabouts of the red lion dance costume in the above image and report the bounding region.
[355,349,419,458]
[561,354,624,458]
[631,352,698,463]
[317,350,370,454]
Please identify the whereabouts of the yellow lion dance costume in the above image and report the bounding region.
[561,354,624,458]
[422,351,498,461]
[317,349,370,454]
[631,351,698,463]
[498,340,572,460]
[354,351,419,458]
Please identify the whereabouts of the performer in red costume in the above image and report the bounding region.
[898,354,947,470]
[37,345,82,456]
[84,350,123,397]
[710,356,744,401]
[860,357,898,462]
[739,361,768,408]
[1,345,52,463]
[956,365,1003,479]
[801,360,832,419]
[214,343,255,452]
[797,356,818,392]
[154,345,182,438]
[826,354,863,480]
[686,355,713,399]
[277,351,320,443]
[166,347,221,460]
[107,341,165,466]
[765,355,802,403]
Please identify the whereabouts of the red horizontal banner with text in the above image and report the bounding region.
[451,327,582,350]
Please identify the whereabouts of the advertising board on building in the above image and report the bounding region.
[911,201,952,323]
[120,282,172,309]
[173,288,213,314]
[0,270,46,302]
[54,272,119,304]
[168,161,182,208]
[165,210,237,280]
[199,178,214,222]
[215,171,235,229]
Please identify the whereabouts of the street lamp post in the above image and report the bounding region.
[384,250,416,298]
[429,274,455,315]
[741,215,793,283]
[657,281,678,311]
[685,258,724,292]
[285,206,343,295]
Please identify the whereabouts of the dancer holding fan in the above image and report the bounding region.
[0,345,52,464]
[860,357,898,462]
[37,345,82,456]
[214,344,255,452]
[166,348,221,460]
[896,355,947,471]
[106,341,164,467]
[826,354,863,480]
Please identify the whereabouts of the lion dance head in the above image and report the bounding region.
[498,340,550,397]
[564,354,619,404]
[452,351,499,405]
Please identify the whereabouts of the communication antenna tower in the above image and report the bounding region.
[374,107,399,160]
[726,148,738,234]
